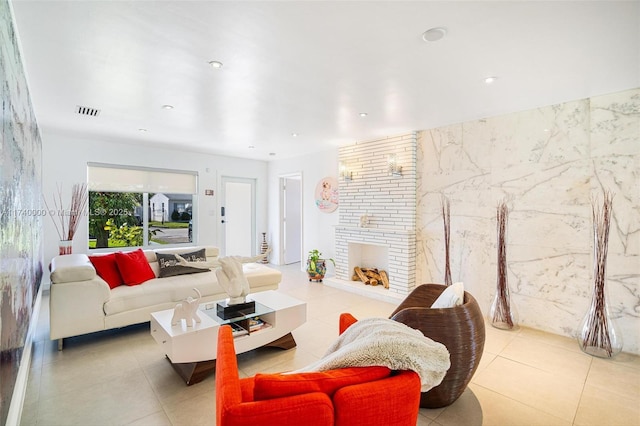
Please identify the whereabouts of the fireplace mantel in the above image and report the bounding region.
[334,225,414,236]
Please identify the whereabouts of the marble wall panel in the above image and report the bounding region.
[417,88,639,354]
[421,124,490,174]
[489,99,590,169]
[590,88,640,157]
[591,155,639,256]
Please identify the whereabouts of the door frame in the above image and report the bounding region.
[220,176,256,257]
[279,172,303,266]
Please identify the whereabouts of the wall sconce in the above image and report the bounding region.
[340,162,352,181]
[387,154,402,177]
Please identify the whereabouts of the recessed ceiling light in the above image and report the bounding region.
[484,76,498,84]
[422,27,447,42]
[138,128,148,132]
[359,112,368,117]
[269,152,276,156]
[161,104,174,110]
[291,133,298,137]
[208,60,223,69]
[248,145,255,149]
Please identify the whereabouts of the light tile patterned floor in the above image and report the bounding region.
[21,264,640,425]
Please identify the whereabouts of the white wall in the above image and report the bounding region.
[41,131,268,268]
[267,149,339,269]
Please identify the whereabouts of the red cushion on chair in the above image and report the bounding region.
[114,249,155,285]
[253,366,391,401]
[89,253,124,289]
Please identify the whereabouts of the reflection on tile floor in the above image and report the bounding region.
[21,264,640,425]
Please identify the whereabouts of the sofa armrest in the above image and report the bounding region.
[49,277,111,340]
[50,254,96,283]
[49,254,111,340]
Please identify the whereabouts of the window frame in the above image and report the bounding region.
[87,163,198,252]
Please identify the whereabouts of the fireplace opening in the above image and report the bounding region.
[348,242,389,284]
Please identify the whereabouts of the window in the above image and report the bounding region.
[87,164,197,249]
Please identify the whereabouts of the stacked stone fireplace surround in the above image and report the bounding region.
[333,133,417,298]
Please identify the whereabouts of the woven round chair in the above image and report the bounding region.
[389,284,485,408]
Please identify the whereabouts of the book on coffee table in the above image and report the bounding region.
[229,322,249,337]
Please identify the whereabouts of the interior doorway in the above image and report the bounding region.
[220,176,256,257]
[280,173,302,265]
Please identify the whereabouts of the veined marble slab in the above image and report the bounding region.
[417,88,640,354]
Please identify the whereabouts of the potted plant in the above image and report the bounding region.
[306,249,335,282]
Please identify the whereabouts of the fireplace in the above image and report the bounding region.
[348,242,388,275]
[326,133,417,302]
[328,226,416,300]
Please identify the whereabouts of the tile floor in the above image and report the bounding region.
[21,263,640,425]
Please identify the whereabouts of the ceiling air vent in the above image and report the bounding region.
[75,105,101,117]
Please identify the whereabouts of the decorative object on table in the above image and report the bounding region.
[578,191,623,358]
[216,298,256,320]
[490,199,518,330]
[314,176,338,213]
[214,252,270,318]
[307,249,335,282]
[216,256,251,304]
[260,232,269,264]
[171,288,202,327]
[441,194,452,286]
[43,182,89,255]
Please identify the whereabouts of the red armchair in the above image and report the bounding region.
[215,324,421,426]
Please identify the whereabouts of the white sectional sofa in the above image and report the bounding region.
[49,246,281,349]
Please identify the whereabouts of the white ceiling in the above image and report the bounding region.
[11,1,640,161]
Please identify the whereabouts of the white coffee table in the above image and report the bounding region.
[150,290,307,385]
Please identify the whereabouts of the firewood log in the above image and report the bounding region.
[380,271,389,289]
[354,267,368,283]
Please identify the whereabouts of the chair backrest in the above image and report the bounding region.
[390,283,485,408]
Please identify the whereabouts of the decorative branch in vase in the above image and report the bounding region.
[578,190,622,358]
[441,194,452,286]
[43,183,89,255]
[490,199,518,330]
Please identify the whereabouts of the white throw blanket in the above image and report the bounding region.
[292,317,451,392]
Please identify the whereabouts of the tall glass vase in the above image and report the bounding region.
[442,194,452,286]
[490,276,519,330]
[578,279,622,358]
[490,200,518,330]
[577,191,622,358]
[58,240,73,255]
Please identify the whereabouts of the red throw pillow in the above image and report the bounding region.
[89,253,124,289]
[253,366,391,401]
[114,249,156,286]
